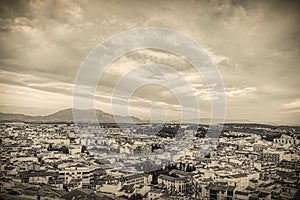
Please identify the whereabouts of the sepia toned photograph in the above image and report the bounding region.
[0,0,299,199]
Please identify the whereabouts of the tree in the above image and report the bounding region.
[47,143,53,151]
[81,145,87,153]
[129,194,143,200]
[60,146,69,154]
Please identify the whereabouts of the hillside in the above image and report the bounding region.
[0,108,141,123]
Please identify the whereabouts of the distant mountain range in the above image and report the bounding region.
[0,108,297,126]
[0,108,141,123]
[0,109,244,124]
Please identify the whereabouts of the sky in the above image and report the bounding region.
[0,0,299,125]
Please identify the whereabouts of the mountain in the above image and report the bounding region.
[0,109,295,126]
[0,113,39,122]
[0,108,141,123]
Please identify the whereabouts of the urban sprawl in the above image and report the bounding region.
[0,122,299,200]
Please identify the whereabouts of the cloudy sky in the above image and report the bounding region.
[0,0,299,125]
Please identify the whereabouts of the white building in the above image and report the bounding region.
[274,134,299,145]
